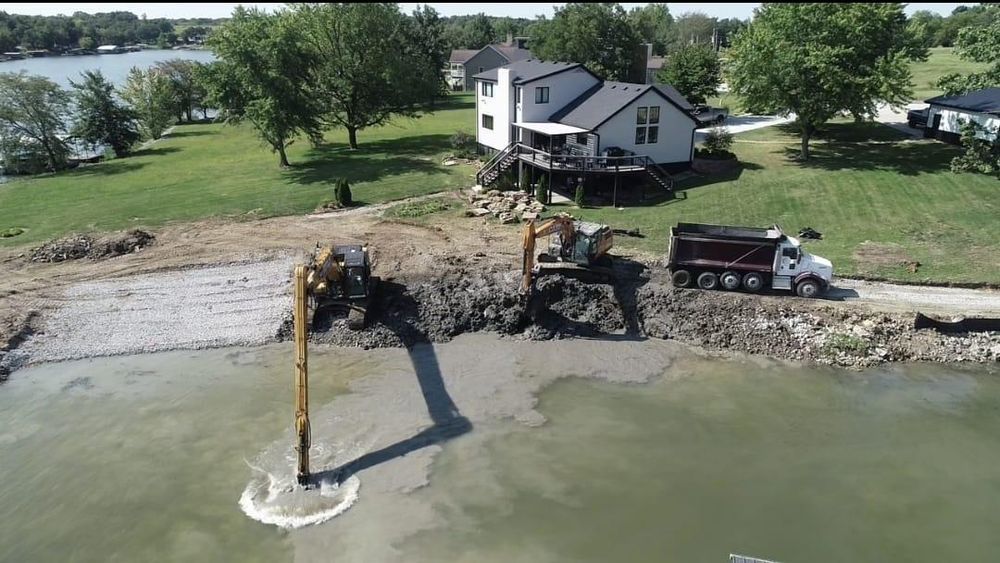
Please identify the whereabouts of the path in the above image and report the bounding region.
[695,114,795,142]
[826,278,1000,316]
[875,102,927,138]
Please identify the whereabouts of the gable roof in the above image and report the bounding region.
[449,49,478,64]
[925,87,1000,116]
[549,81,698,130]
[473,59,586,83]
[492,45,532,62]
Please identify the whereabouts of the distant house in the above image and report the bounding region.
[473,59,698,198]
[446,36,532,92]
[96,45,124,54]
[924,87,1000,144]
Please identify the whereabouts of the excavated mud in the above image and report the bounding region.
[304,264,1000,370]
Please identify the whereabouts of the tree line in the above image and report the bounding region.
[0,11,221,52]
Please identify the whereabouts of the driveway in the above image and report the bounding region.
[695,114,795,142]
[876,102,927,138]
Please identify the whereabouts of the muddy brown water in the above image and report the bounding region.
[1,336,998,562]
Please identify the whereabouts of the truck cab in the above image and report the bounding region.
[773,236,833,297]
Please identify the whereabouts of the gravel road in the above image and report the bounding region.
[827,278,1000,316]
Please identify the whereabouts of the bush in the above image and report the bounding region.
[702,127,734,155]
[335,179,353,207]
[574,184,585,207]
[449,130,477,159]
[385,199,453,218]
[535,175,548,204]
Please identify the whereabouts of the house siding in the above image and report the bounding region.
[594,90,695,165]
[927,105,999,142]
[464,48,509,91]
[517,68,600,123]
[476,68,514,152]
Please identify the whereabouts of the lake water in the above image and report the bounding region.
[1,338,998,562]
[0,49,216,88]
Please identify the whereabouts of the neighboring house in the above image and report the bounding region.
[447,38,532,92]
[473,59,698,198]
[924,87,1000,144]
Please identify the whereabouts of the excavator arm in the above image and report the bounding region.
[521,216,574,292]
[307,246,346,295]
[293,265,311,486]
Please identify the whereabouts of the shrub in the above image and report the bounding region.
[535,174,548,204]
[1,227,25,238]
[449,130,477,159]
[574,184,585,207]
[385,199,452,218]
[702,127,734,155]
[335,179,353,207]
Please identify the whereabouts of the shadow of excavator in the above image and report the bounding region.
[311,281,472,486]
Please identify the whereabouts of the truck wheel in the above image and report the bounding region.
[696,272,719,290]
[720,271,741,291]
[742,272,764,292]
[671,269,692,288]
[795,279,821,298]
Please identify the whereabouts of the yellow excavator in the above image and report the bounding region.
[293,244,376,486]
[521,214,615,293]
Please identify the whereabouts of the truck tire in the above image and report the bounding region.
[742,272,764,292]
[696,271,719,290]
[671,269,692,288]
[795,279,821,298]
[720,271,741,291]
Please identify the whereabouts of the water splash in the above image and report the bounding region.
[239,465,360,529]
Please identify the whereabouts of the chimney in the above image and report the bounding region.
[506,32,513,46]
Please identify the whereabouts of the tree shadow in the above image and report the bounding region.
[131,146,183,157]
[67,160,150,177]
[311,281,472,486]
[166,130,217,139]
[783,140,958,175]
[285,134,453,187]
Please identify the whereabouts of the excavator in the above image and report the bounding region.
[521,214,615,293]
[293,243,376,486]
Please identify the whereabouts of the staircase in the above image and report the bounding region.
[641,158,674,193]
[476,142,520,188]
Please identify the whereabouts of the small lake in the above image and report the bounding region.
[0,49,216,88]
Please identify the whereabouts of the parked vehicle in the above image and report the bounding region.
[907,107,929,128]
[691,104,728,127]
[666,223,834,298]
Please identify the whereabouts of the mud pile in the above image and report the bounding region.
[0,312,36,380]
[30,229,155,263]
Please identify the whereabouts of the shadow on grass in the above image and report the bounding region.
[286,134,452,186]
[68,160,150,177]
[131,146,184,158]
[166,130,217,139]
[783,140,957,175]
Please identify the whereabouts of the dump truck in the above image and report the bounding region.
[666,223,833,298]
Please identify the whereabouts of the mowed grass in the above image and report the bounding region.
[551,122,1000,284]
[0,94,478,247]
[910,47,990,100]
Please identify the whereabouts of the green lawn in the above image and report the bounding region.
[910,47,990,101]
[548,122,1000,284]
[0,94,478,247]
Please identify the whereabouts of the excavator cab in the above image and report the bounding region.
[335,245,372,300]
[306,243,376,330]
[522,215,615,293]
[548,221,613,265]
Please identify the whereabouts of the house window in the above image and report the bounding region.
[535,86,549,104]
[649,106,660,124]
[479,67,484,73]
[576,133,588,145]
[481,82,494,97]
[647,126,659,144]
[637,106,648,124]
[635,127,646,144]
[482,114,494,130]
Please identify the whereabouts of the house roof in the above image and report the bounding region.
[925,87,1000,116]
[449,49,478,63]
[473,59,583,83]
[548,81,698,130]
[492,45,532,62]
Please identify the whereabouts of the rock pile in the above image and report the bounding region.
[30,229,155,263]
[465,189,546,224]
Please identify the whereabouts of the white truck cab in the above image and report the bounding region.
[772,236,834,297]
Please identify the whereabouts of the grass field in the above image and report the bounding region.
[910,47,990,100]
[543,122,1000,284]
[0,94,478,247]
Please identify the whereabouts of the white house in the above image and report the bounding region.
[473,59,698,199]
[924,87,1000,144]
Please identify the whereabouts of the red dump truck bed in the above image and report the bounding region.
[667,223,782,273]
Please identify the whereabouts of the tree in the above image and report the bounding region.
[464,13,496,49]
[203,7,323,167]
[950,120,1000,177]
[296,3,443,149]
[120,66,176,140]
[79,35,97,50]
[0,71,71,172]
[335,178,353,206]
[535,174,548,204]
[155,59,204,122]
[673,12,716,49]
[70,69,140,157]
[936,6,1000,95]
[727,3,924,160]
[628,4,675,56]
[656,43,720,104]
[908,10,944,48]
[407,5,449,105]
[531,3,640,81]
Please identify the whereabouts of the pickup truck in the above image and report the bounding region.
[691,104,729,127]
[907,107,929,128]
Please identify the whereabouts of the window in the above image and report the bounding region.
[535,86,549,104]
[637,106,648,124]
[576,133,588,145]
[515,87,521,103]
[647,126,658,144]
[479,67,484,73]
[480,82,494,97]
[649,106,660,124]
[635,127,646,144]
[482,114,494,130]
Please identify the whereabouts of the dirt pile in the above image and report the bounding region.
[0,312,36,380]
[30,230,155,263]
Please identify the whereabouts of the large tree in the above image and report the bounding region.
[531,3,640,82]
[464,13,496,49]
[407,5,449,105]
[155,59,206,122]
[656,44,720,104]
[628,4,675,56]
[727,3,924,160]
[296,3,443,149]
[936,5,1000,95]
[673,12,716,48]
[202,6,323,167]
[70,69,140,158]
[0,71,71,172]
[120,66,176,141]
